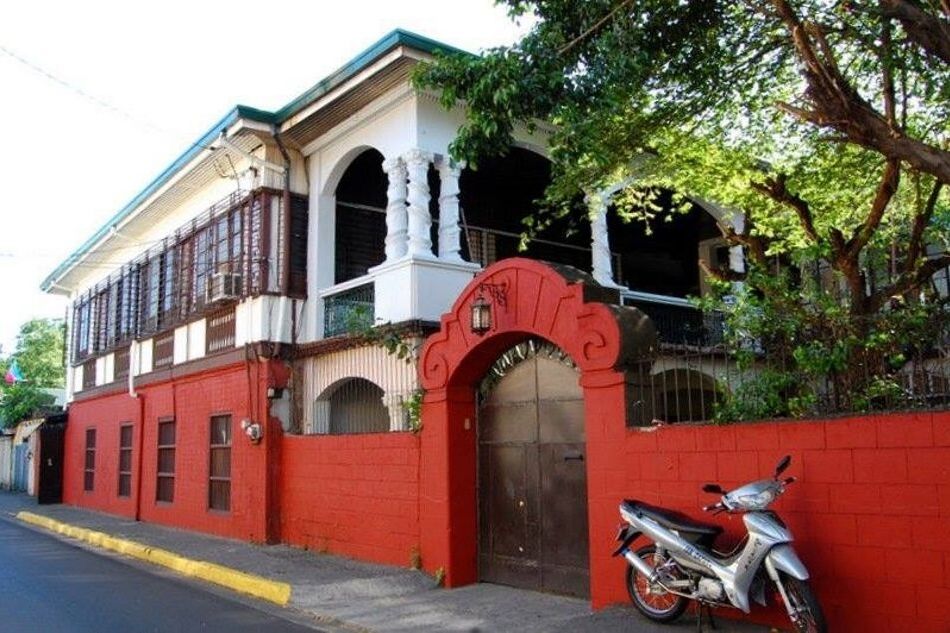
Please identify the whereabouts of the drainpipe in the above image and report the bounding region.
[129,340,145,521]
[273,127,292,295]
[271,126,293,360]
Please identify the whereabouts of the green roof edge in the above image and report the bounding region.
[41,28,468,293]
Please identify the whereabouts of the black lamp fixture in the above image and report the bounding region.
[470,282,507,336]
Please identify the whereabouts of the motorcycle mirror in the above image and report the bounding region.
[775,455,792,477]
[702,483,724,494]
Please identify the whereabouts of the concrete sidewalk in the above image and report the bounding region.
[0,493,770,633]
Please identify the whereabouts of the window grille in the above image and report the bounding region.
[68,188,300,365]
[323,283,374,338]
[82,358,96,390]
[206,309,236,354]
[114,346,130,381]
[83,428,96,491]
[152,332,174,369]
[117,424,133,497]
[156,419,175,503]
[208,415,231,511]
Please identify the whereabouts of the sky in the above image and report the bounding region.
[0,0,533,356]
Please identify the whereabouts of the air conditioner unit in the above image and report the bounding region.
[207,272,243,304]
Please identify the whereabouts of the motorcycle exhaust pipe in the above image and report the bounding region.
[622,548,656,580]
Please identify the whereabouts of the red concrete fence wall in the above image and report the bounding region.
[61,360,949,632]
[279,432,421,568]
[601,410,950,632]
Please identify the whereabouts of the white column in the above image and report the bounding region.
[437,159,464,262]
[587,193,621,288]
[404,148,434,258]
[382,156,408,262]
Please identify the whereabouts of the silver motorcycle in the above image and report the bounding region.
[614,455,826,632]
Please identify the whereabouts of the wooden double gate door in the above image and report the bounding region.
[477,344,590,598]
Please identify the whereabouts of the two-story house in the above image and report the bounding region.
[42,30,738,604]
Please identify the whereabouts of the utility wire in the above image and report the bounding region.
[0,42,229,156]
[0,43,171,136]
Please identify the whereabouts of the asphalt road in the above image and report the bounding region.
[0,517,324,633]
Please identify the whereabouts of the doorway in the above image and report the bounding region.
[477,340,589,597]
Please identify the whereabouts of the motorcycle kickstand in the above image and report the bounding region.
[696,603,717,632]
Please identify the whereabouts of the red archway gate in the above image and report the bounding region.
[418,258,654,604]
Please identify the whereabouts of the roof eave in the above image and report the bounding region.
[40,106,274,294]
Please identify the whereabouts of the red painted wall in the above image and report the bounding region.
[279,432,421,568]
[63,358,283,542]
[599,410,950,633]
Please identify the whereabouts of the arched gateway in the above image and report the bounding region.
[418,258,655,602]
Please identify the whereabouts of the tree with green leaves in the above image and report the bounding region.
[416,0,949,419]
[0,318,65,427]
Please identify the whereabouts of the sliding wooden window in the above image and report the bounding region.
[156,419,176,503]
[117,424,133,497]
[68,189,285,364]
[83,428,96,492]
[208,415,231,512]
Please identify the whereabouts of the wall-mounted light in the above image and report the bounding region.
[241,418,263,444]
[470,282,507,336]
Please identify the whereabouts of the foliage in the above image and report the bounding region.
[416,0,950,420]
[344,309,427,429]
[0,318,65,427]
[403,389,424,433]
[345,307,419,364]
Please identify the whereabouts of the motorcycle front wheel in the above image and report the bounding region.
[625,545,688,623]
[778,572,827,633]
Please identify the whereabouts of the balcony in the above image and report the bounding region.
[621,290,725,348]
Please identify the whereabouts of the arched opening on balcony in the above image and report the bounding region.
[334,148,388,284]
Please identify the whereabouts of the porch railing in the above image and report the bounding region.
[621,290,725,347]
[323,282,374,337]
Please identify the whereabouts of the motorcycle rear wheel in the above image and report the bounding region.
[625,545,688,623]
[778,572,827,633]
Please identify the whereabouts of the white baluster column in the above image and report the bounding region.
[437,158,464,262]
[588,193,621,287]
[404,148,434,258]
[382,156,408,262]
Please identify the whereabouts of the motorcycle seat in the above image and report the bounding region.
[622,499,723,538]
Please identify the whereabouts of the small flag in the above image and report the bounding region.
[5,359,23,384]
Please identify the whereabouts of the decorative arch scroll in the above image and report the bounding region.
[419,258,656,393]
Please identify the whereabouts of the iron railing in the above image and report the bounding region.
[622,290,725,348]
[323,282,374,337]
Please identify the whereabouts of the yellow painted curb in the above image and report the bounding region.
[16,511,291,606]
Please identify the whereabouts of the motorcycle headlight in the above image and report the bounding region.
[733,489,776,510]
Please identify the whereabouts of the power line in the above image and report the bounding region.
[0,43,172,136]
[0,42,226,157]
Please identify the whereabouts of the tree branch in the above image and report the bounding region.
[557,0,637,56]
[878,2,899,130]
[750,173,825,244]
[870,252,950,311]
[699,259,747,283]
[847,159,901,259]
[906,180,945,270]
[880,0,950,64]
[768,0,950,184]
